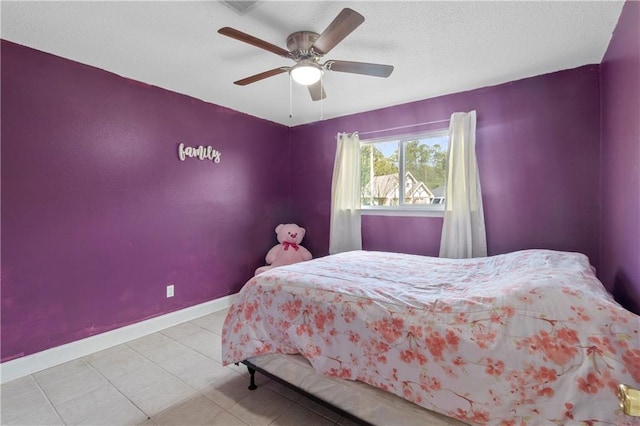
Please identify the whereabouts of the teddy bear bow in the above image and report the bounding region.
[282,242,299,251]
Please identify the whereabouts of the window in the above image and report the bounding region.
[360,129,448,215]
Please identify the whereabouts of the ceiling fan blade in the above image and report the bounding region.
[308,81,327,101]
[325,60,394,78]
[312,8,364,55]
[218,27,291,58]
[234,67,290,86]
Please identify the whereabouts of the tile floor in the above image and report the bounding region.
[0,308,356,425]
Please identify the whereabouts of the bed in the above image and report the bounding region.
[221,249,640,425]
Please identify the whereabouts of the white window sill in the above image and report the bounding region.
[360,207,444,218]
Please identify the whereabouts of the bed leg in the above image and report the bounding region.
[247,366,258,390]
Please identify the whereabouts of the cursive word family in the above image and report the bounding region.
[178,143,221,163]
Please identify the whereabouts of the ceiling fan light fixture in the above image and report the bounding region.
[290,61,323,86]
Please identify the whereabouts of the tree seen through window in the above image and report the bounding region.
[360,130,448,207]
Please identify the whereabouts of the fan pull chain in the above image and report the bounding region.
[320,75,324,120]
[289,74,293,119]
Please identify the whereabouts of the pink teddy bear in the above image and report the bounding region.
[255,223,312,276]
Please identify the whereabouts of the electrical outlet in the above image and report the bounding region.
[166,284,174,298]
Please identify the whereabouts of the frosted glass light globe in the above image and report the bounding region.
[290,61,323,85]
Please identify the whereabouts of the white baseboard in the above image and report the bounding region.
[0,294,236,384]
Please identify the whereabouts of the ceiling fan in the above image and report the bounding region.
[218,8,394,101]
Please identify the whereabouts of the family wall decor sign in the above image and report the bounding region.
[178,143,222,164]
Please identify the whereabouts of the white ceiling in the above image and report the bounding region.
[1,1,624,127]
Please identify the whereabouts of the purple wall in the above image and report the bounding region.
[290,66,602,269]
[1,41,291,362]
[600,1,640,315]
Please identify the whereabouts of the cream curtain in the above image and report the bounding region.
[439,111,487,258]
[329,132,362,254]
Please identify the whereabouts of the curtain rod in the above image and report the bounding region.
[357,118,450,136]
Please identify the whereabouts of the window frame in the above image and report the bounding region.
[360,128,449,217]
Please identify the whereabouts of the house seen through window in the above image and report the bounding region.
[360,129,448,211]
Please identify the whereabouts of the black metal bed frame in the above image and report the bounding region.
[240,360,374,426]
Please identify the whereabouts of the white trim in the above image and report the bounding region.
[0,294,236,384]
[361,207,444,218]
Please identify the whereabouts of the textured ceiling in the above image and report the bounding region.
[1,1,624,126]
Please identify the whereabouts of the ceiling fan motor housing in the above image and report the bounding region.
[286,31,321,61]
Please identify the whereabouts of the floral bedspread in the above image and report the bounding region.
[221,250,640,425]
